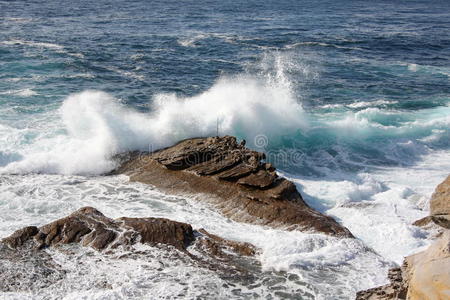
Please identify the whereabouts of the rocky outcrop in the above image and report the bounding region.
[405,231,450,299]
[0,207,258,293]
[357,175,450,299]
[356,267,408,300]
[1,207,254,256]
[430,175,450,229]
[113,136,352,238]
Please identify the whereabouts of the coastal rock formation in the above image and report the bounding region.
[1,207,254,256]
[356,267,408,300]
[430,175,450,229]
[0,207,258,292]
[357,232,450,300]
[113,136,352,238]
[357,175,450,299]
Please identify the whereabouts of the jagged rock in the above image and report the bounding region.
[356,267,408,300]
[113,136,353,238]
[2,226,39,249]
[0,207,259,293]
[237,169,277,188]
[1,207,249,255]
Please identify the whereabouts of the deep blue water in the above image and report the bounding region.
[1,0,450,175]
[1,2,450,298]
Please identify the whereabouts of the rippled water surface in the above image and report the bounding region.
[1,0,449,299]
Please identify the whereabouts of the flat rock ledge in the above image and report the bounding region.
[357,175,450,299]
[113,136,352,238]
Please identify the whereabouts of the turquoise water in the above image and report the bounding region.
[1,1,450,299]
[1,0,449,175]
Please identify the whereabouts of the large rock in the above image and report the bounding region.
[1,207,253,256]
[405,231,450,299]
[113,136,352,238]
[0,207,257,293]
[356,232,450,300]
[358,175,450,299]
[430,175,450,228]
[431,175,450,215]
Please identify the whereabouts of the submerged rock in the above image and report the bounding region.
[113,136,352,238]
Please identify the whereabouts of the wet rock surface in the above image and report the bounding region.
[113,136,352,238]
[0,207,258,293]
[358,175,450,299]
[356,267,408,300]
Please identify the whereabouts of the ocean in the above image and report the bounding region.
[1,0,450,298]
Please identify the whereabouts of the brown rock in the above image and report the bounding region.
[1,207,254,258]
[405,231,450,299]
[113,136,353,238]
[356,267,408,300]
[2,226,39,248]
[198,228,256,257]
[357,231,450,300]
[428,175,450,229]
[237,169,277,188]
[430,175,450,217]
[119,217,194,250]
[1,207,259,293]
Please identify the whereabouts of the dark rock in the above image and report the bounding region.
[0,207,260,293]
[198,228,256,257]
[1,207,198,252]
[113,136,353,238]
[119,217,195,250]
[356,267,408,300]
[2,226,38,248]
[237,169,277,188]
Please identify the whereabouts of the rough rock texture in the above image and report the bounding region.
[405,231,450,299]
[358,175,450,299]
[356,267,408,300]
[113,136,352,238]
[357,233,450,300]
[1,207,253,256]
[430,175,450,229]
[0,207,258,293]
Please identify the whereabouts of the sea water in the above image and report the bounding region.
[1,0,449,299]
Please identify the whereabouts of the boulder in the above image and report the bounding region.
[0,207,257,293]
[405,231,450,299]
[113,136,353,238]
[1,207,253,256]
[430,175,450,228]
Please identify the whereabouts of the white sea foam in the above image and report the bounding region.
[1,39,84,59]
[0,88,38,97]
[2,39,64,50]
[347,99,397,108]
[285,41,363,51]
[0,174,390,299]
[0,60,305,175]
[284,149,450,264]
